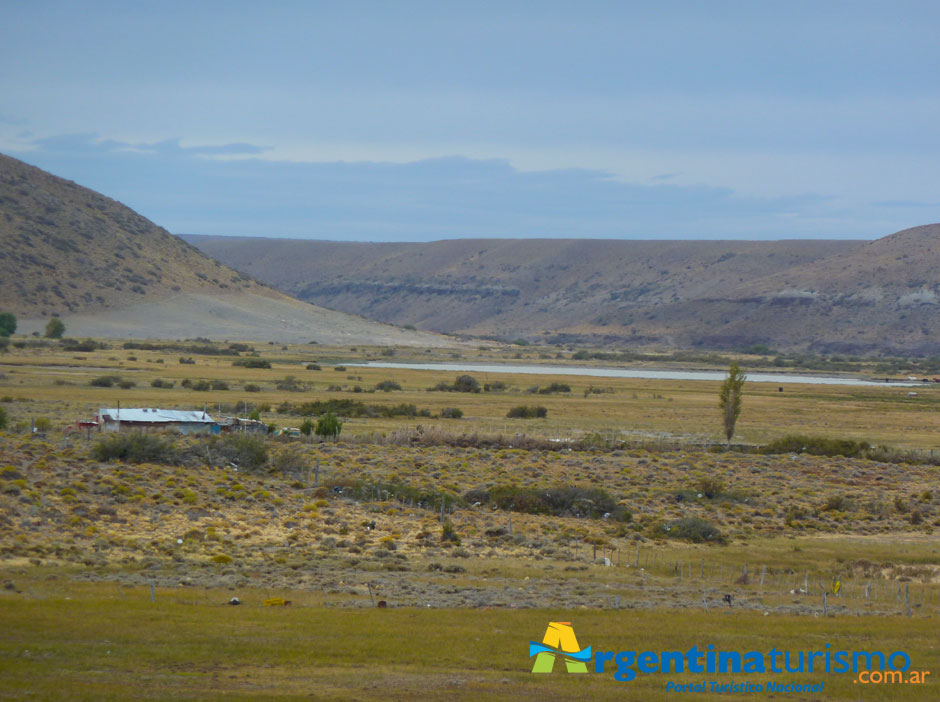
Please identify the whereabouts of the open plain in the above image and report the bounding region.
[1,338,939,699]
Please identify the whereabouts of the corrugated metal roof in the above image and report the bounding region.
[98,408,217,424]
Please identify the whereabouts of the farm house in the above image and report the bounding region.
[96,408,220,435]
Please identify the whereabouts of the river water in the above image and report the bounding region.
[349,362,919,387]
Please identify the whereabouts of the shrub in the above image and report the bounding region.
[93,434,179,464]
[506,405,548,419]
[375,380,402,392]
[483,381,507,392]
[151,378,175,388]
[822,494,852,512]
[179,357,195,364]
[44,317,65,339]
[315,412,342,439]
[244,383,261,392]
[271,444,307,475]
[232,358,272,369]
[453,375,480,393]
[462,485,629,521]
[90,375,120,388]
[658,517,725,544]
[306,364,321,371]
[118,380,136,389]
[697,477,725,499]
[292,399,431,419]
[210,434,269,472]
[59,338,102,352]
[441,520,461,544]
[210,380,229,391]
[334,366,347,372]
[299,418,314,436]
[537,382,571,394]
[429,375,481,392]
[276,375,304,391]
[761,435,871,458]
[439,407,463,419]
[0,406,7,430]
[190,380,211,391]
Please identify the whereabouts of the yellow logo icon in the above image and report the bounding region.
[530,621,591,673]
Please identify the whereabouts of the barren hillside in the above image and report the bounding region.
[0,154,447,346]
[189,227,940,355]
[191,235,919,353]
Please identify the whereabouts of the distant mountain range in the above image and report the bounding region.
[0,153,445,346]
[186,227,940,355]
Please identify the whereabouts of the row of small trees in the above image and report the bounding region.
[0,311,65,340]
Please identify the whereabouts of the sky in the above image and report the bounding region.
[1,1,939,241]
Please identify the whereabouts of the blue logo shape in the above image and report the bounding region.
[529,642,592,662]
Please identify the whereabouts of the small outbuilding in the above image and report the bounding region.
[96,408,220,435]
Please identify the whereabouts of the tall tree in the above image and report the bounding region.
[0,311,16,336]
[315,412,342,440]
[719,362,746,444]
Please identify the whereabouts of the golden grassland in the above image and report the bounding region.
[1,588,938,701]
[2,338,940,699]
[2,339,940,447]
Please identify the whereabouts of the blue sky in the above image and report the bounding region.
[2,1,938,240]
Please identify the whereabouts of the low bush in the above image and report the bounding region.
[60,338,104,352]
[441,520,461,544]
[439,407,463,419]
[506,405,548,419]
[276,375,305,392]
[462,485,630,521]
[655,517,725,544]
[150,378,175,388]
[207,434,269,472]
[428,375,481,393]
[232,358,272,369]
[527,382,571,394]
[761,435,871,458]
[290,399,431,419]
[90,375,121,388]
[93,434,179,464]
[375,380,402,392]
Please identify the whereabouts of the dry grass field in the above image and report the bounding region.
[1,337,939,699]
